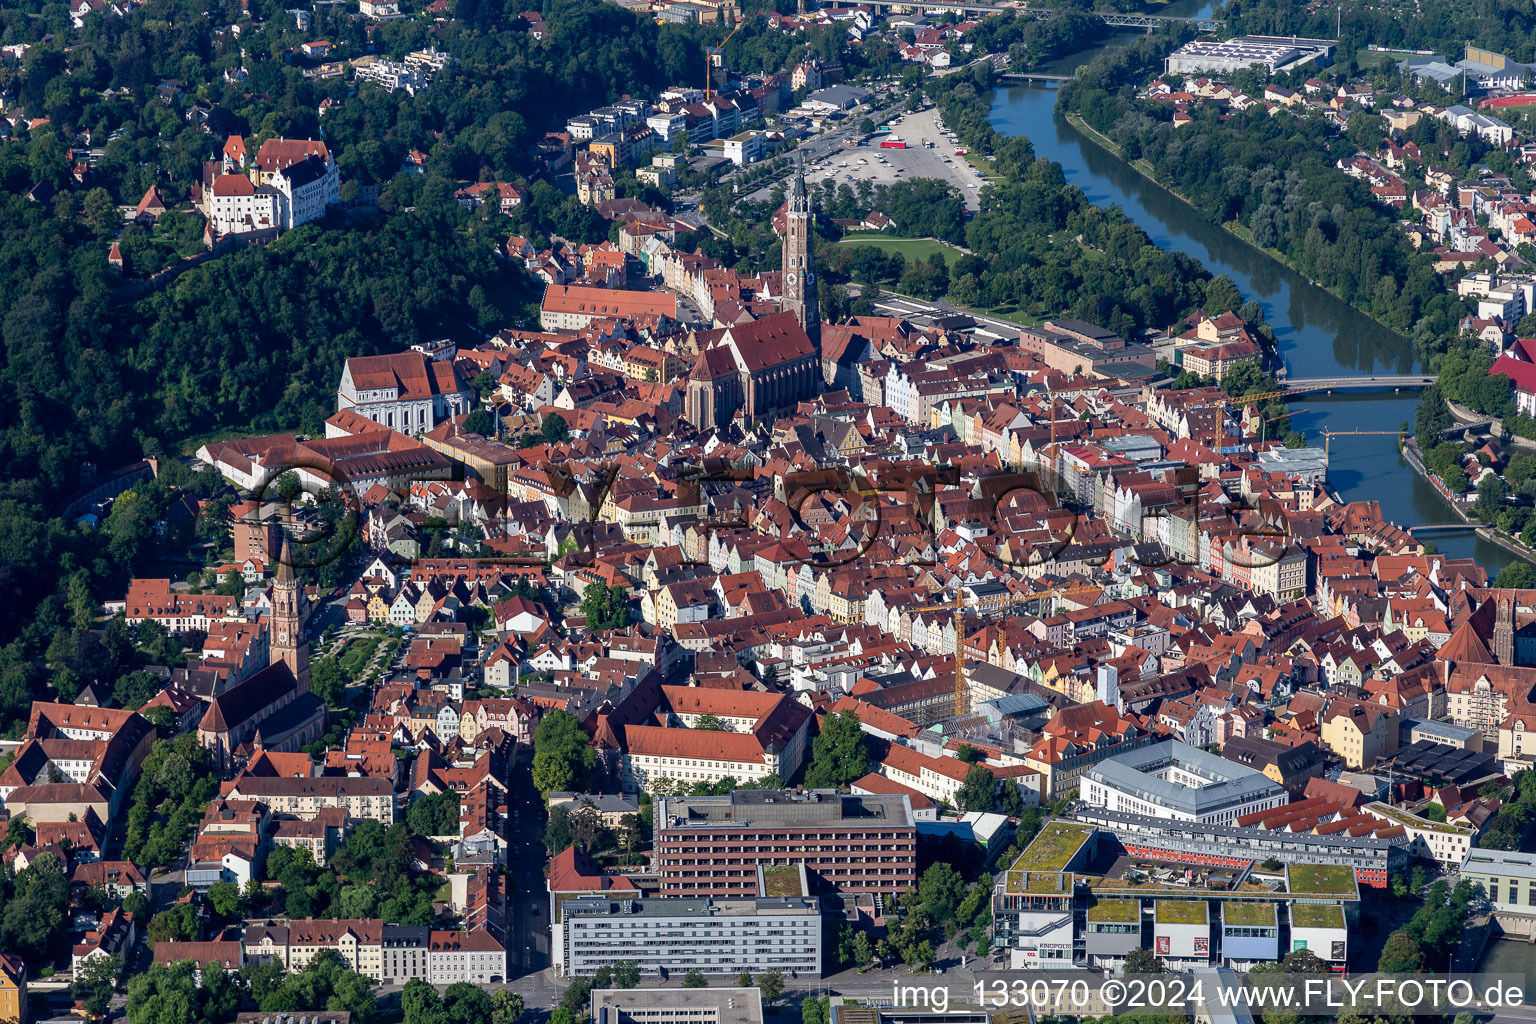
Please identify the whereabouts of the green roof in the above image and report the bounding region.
[762,864,802,897]
[1155,900,1208,925]
[1366,801,1472,835]
[1013,821,1094,872]
[1286,864,1357,897]
[1290,904,1346,929]
[1087,899,1140,923]
[1222,902,1277,927]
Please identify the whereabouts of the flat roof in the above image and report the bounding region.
[563,896,819,920]
[1462,847,1536,879]
[1290,904,1345,929]
[1086,740,1285,816]
[1155,900,1208,924]
[593,988,763,1024]
[1222,902,1277,927]
[1010,821,1096,873]
[1087,898,1140,923]
[1285,864,1357,897]
[658,789,914,828]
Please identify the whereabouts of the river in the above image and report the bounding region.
[985,26,1518,572]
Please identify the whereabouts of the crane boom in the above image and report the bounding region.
[705,18,749,101]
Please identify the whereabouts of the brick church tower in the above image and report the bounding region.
[782,165,819,348]
[271,533,310,693]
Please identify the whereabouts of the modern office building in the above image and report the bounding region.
[1081,741,1287,825]
[993,820,1358,971]
[556,896,821,977]
[653,789,916,895]
[592,988,762,1024]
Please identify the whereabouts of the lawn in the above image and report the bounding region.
[1354,48,1419,68]
[836,235,966,268]
[1287,864,1357,897]
[337,636,381,677]
[1155,899,1209,924]
[1290,904,1345,928]
[1221,901,1277,927]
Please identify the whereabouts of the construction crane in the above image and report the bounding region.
[1319,427,1406,459]
[704,16,751,101]
[908,582,1108,717]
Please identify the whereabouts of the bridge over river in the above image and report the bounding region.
[1282,375,1436,394]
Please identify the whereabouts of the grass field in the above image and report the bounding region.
[836,235,966,268]
[1354,49,1419,68]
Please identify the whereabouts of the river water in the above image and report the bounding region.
[985,25,1517,571]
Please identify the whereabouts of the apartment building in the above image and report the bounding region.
[224,776,395,824]
[244,919,505,983]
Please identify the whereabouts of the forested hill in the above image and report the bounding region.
[1220,0,1536,63]
[0,0,865,722]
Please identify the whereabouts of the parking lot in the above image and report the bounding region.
[746,107,992,210]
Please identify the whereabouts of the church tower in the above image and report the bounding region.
[271,534,310,693]
[1496,596,1516,666]
[782,165,819,348]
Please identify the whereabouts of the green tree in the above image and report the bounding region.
[803,709,870,789]
[532,709,598,795]
[956,766,997,812]
[541,413,570,444]
[464,409,498,436]
[611,960,641,989]
[954,743,982,763]
[206,880,244,919]
[917,863,967,931]
[72,952,121,1018]
[127,961,201,1024]
[406,791,460,837]
[1123,947,1165,974]
[579,581,631,631]
[1377,930,1426,973]
[693,713,726,731]
[112,669,163,710]
[1497,562,1536,589]
[682,969,709,988]
[492,990,526,1024]
[757,969,785,1002]
[309,656,347,708]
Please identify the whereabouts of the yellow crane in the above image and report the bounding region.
[705,17,751,101]
[907,582,1107,717]
[1319,427,1406,459]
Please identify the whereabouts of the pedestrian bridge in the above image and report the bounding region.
[1282,375,1437,394]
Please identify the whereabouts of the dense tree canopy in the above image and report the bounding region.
[1060,36,1461,348]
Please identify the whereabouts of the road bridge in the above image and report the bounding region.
[1281,375,1437,394]
[1002,72,1077,82]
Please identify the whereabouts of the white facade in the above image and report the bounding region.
[556,896,821,978]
